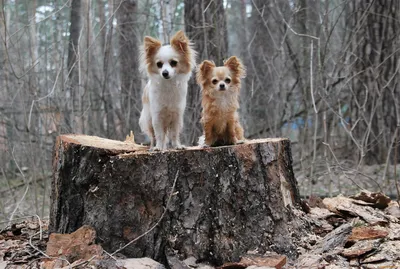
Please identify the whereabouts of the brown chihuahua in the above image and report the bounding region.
[196,56,246,147]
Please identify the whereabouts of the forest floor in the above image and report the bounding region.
[1,191,399,269]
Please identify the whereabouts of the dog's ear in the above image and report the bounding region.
[170,30,190,55]
[196,60,215,85]
[224,56,246,79]
[144,36,162,57]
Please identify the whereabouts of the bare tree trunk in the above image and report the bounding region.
[99,0,117,138]
[28,0,37,97]
[245,0,278,137]
[81,0,92,135]
[184,0,228,145]
[344,0,400,164]
[116,0,142,141]
[228,0,250,132]
[65,0,82,132]
[0,0,9,96]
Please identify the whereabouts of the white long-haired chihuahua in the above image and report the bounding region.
[139,30,196,151]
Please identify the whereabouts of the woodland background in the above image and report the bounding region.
[0,0,399,227]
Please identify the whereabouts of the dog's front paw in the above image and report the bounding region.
[175,145,186,150]
[151,146,162,152]
[201,144,210,149]
[236,139,245,144]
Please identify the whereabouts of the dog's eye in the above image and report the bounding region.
[212,79,218,85]
[170,60,178,67]
[225,78,231,84]
[156,61,163,68]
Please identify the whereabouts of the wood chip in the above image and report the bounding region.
[218,254,286,269]
[349,258,359,267]
[323,196,388,225]
[360,252,387,264]
[46,225,103,262]
[307,195,326,208]
[309,207,336,219]
[350,191,391,209]
[315,223,352,253]
[377,241,400,261]
[388,223,400,240]
[348,226,388,241]
[385,203,400,219]
[296,254,328,268]
[361,261,400,269]
[341,239,381,258]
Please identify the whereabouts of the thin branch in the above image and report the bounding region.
[323,142,364,191]
[8,147,30,226]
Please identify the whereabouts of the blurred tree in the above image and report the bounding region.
[245,0,283,137]
[65,0,82,131]
[343,0,400,164]
[117,0,142,140]
[184,0,228,145]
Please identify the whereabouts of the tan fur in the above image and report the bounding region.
[170,30,194,74]
[197,56,246,147]
[142,83,149,104]
[143,36,162,73]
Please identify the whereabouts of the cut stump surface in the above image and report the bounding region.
[50,134,303,265]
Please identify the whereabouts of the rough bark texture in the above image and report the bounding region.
[50,135,303,266]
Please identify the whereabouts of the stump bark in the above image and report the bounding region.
[50,135,303,265]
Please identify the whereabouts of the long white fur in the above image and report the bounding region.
[139,40,196,151]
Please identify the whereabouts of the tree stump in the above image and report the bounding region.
[50,135,303,265]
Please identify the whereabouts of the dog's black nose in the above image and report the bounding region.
[219,83,225,90]
[162,70,169,78]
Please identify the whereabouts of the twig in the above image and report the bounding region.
[28,65,62,130]
[382,126,399,187]
[394,127,400,206]
[276,4,319,41]
[61,255,97,269]
[35,214,43,241]
[310,40,317,114]
[102,249,117,261]
[323,142,364,191]
[8,147,30,227]
[110,170,180,256]
[0,177,46,194]
[28,231,71,267]
[309,40,318,196]
[0,215,48,226]
[344,169,382,192]
[29,231,50,259]
[203,0,212,14]
[323,111,334,197]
